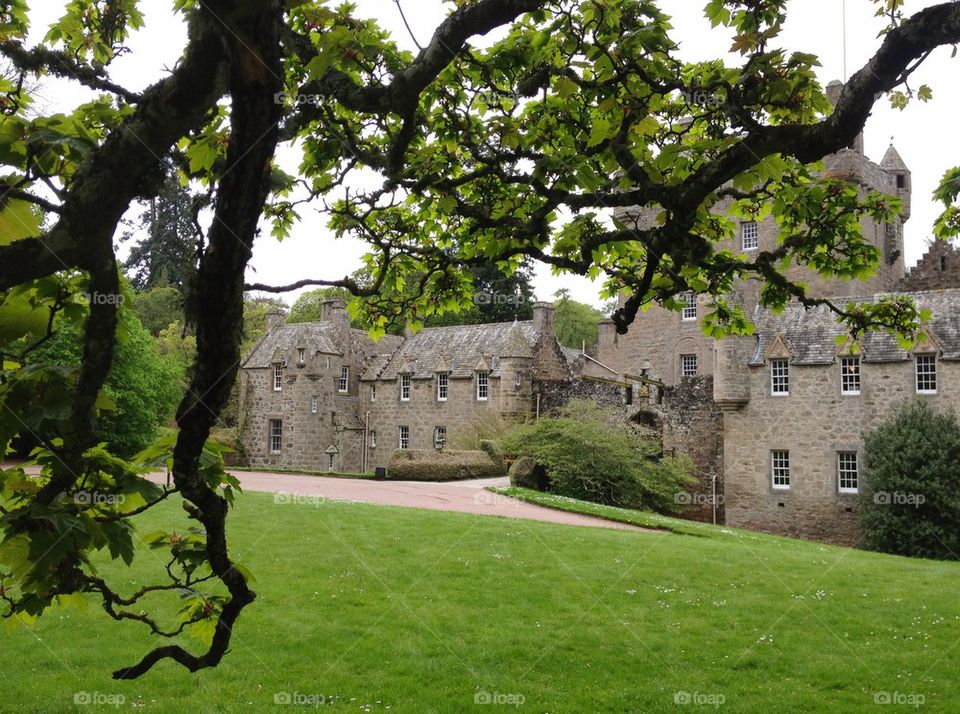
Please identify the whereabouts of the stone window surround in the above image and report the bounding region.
[680,353,698,378]
[400,374,411,401]
[437,372,449,401]
[434,425,447,448]
[338,366,349,393]
[370,383,376,402]
[370,429,377,448]
[399,425,410,449]
[273,364,283,391]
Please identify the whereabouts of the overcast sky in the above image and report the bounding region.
[25,1,960,307]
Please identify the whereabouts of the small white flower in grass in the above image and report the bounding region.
[626,589,637,595]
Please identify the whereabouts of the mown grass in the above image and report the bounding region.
[4,490,960,712]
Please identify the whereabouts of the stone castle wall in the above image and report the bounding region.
[899,241,960,292]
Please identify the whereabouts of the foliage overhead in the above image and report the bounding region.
[0,0,959,679]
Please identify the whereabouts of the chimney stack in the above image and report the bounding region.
[532,301,555,336]
[265,311,285,333]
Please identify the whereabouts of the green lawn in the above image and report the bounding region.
[4,491,959,713]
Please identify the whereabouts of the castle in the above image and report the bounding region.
[239,81,960,545]
[593,82,960,544]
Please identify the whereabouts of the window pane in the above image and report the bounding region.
[916,354,937,393]
[771,359,789,394]
[838,451,858,492]
[841,356,861,394]
[771,450,790,489]
[742,221,759,250]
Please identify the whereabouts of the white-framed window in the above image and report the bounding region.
[310,397,319,414]
[399,425,410,450]
[434,426,447,449]
[681,292,697,321]
[771,450,790,490]
[437,372,448,401]
[400,374,411,401]
[840,356,861,395]
[273,364,283,391]
[370,384,377,402]
[741,221,759,251]
[338,366,349,393]
[916,354,937,394]
[838,451,859,494]
[771,358,789,395]
[680,353,698,378]
[370,430,377,448]
[269,419,282,454]
[476,372,489,401]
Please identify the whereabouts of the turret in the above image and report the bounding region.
[498,321,534,416]
[881,143,912,221]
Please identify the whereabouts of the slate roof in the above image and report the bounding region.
[749,290,960,365]
[361,320,539,380]
[880,144,908,173]
[243,322,342,368]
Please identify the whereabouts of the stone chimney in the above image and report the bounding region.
[825,80,864,154]
[320,298,348,324]
[265,311,285,333]
[532,301,555,336]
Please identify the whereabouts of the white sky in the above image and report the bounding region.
[23,1,960,307]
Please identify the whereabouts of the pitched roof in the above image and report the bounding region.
[243,322,342,368]
[749,290,960,365]
[361,320,542,380]
[880,144,908,173]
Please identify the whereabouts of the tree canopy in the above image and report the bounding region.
[1,0,959,679]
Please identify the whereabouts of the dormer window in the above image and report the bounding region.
[400,374,411,401]
[273,364,283,391]
[476,372,489,401]
[916,354,937,394]
[370,384,377,402]
[770,358,789,395]
[338,366,349,393]
[436,372,448,401]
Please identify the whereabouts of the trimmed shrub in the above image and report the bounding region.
[861,400,960,560]
[500,399,695,513]
[509,455,549,491]
[479,439,506,470]
[387,448,507,481]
